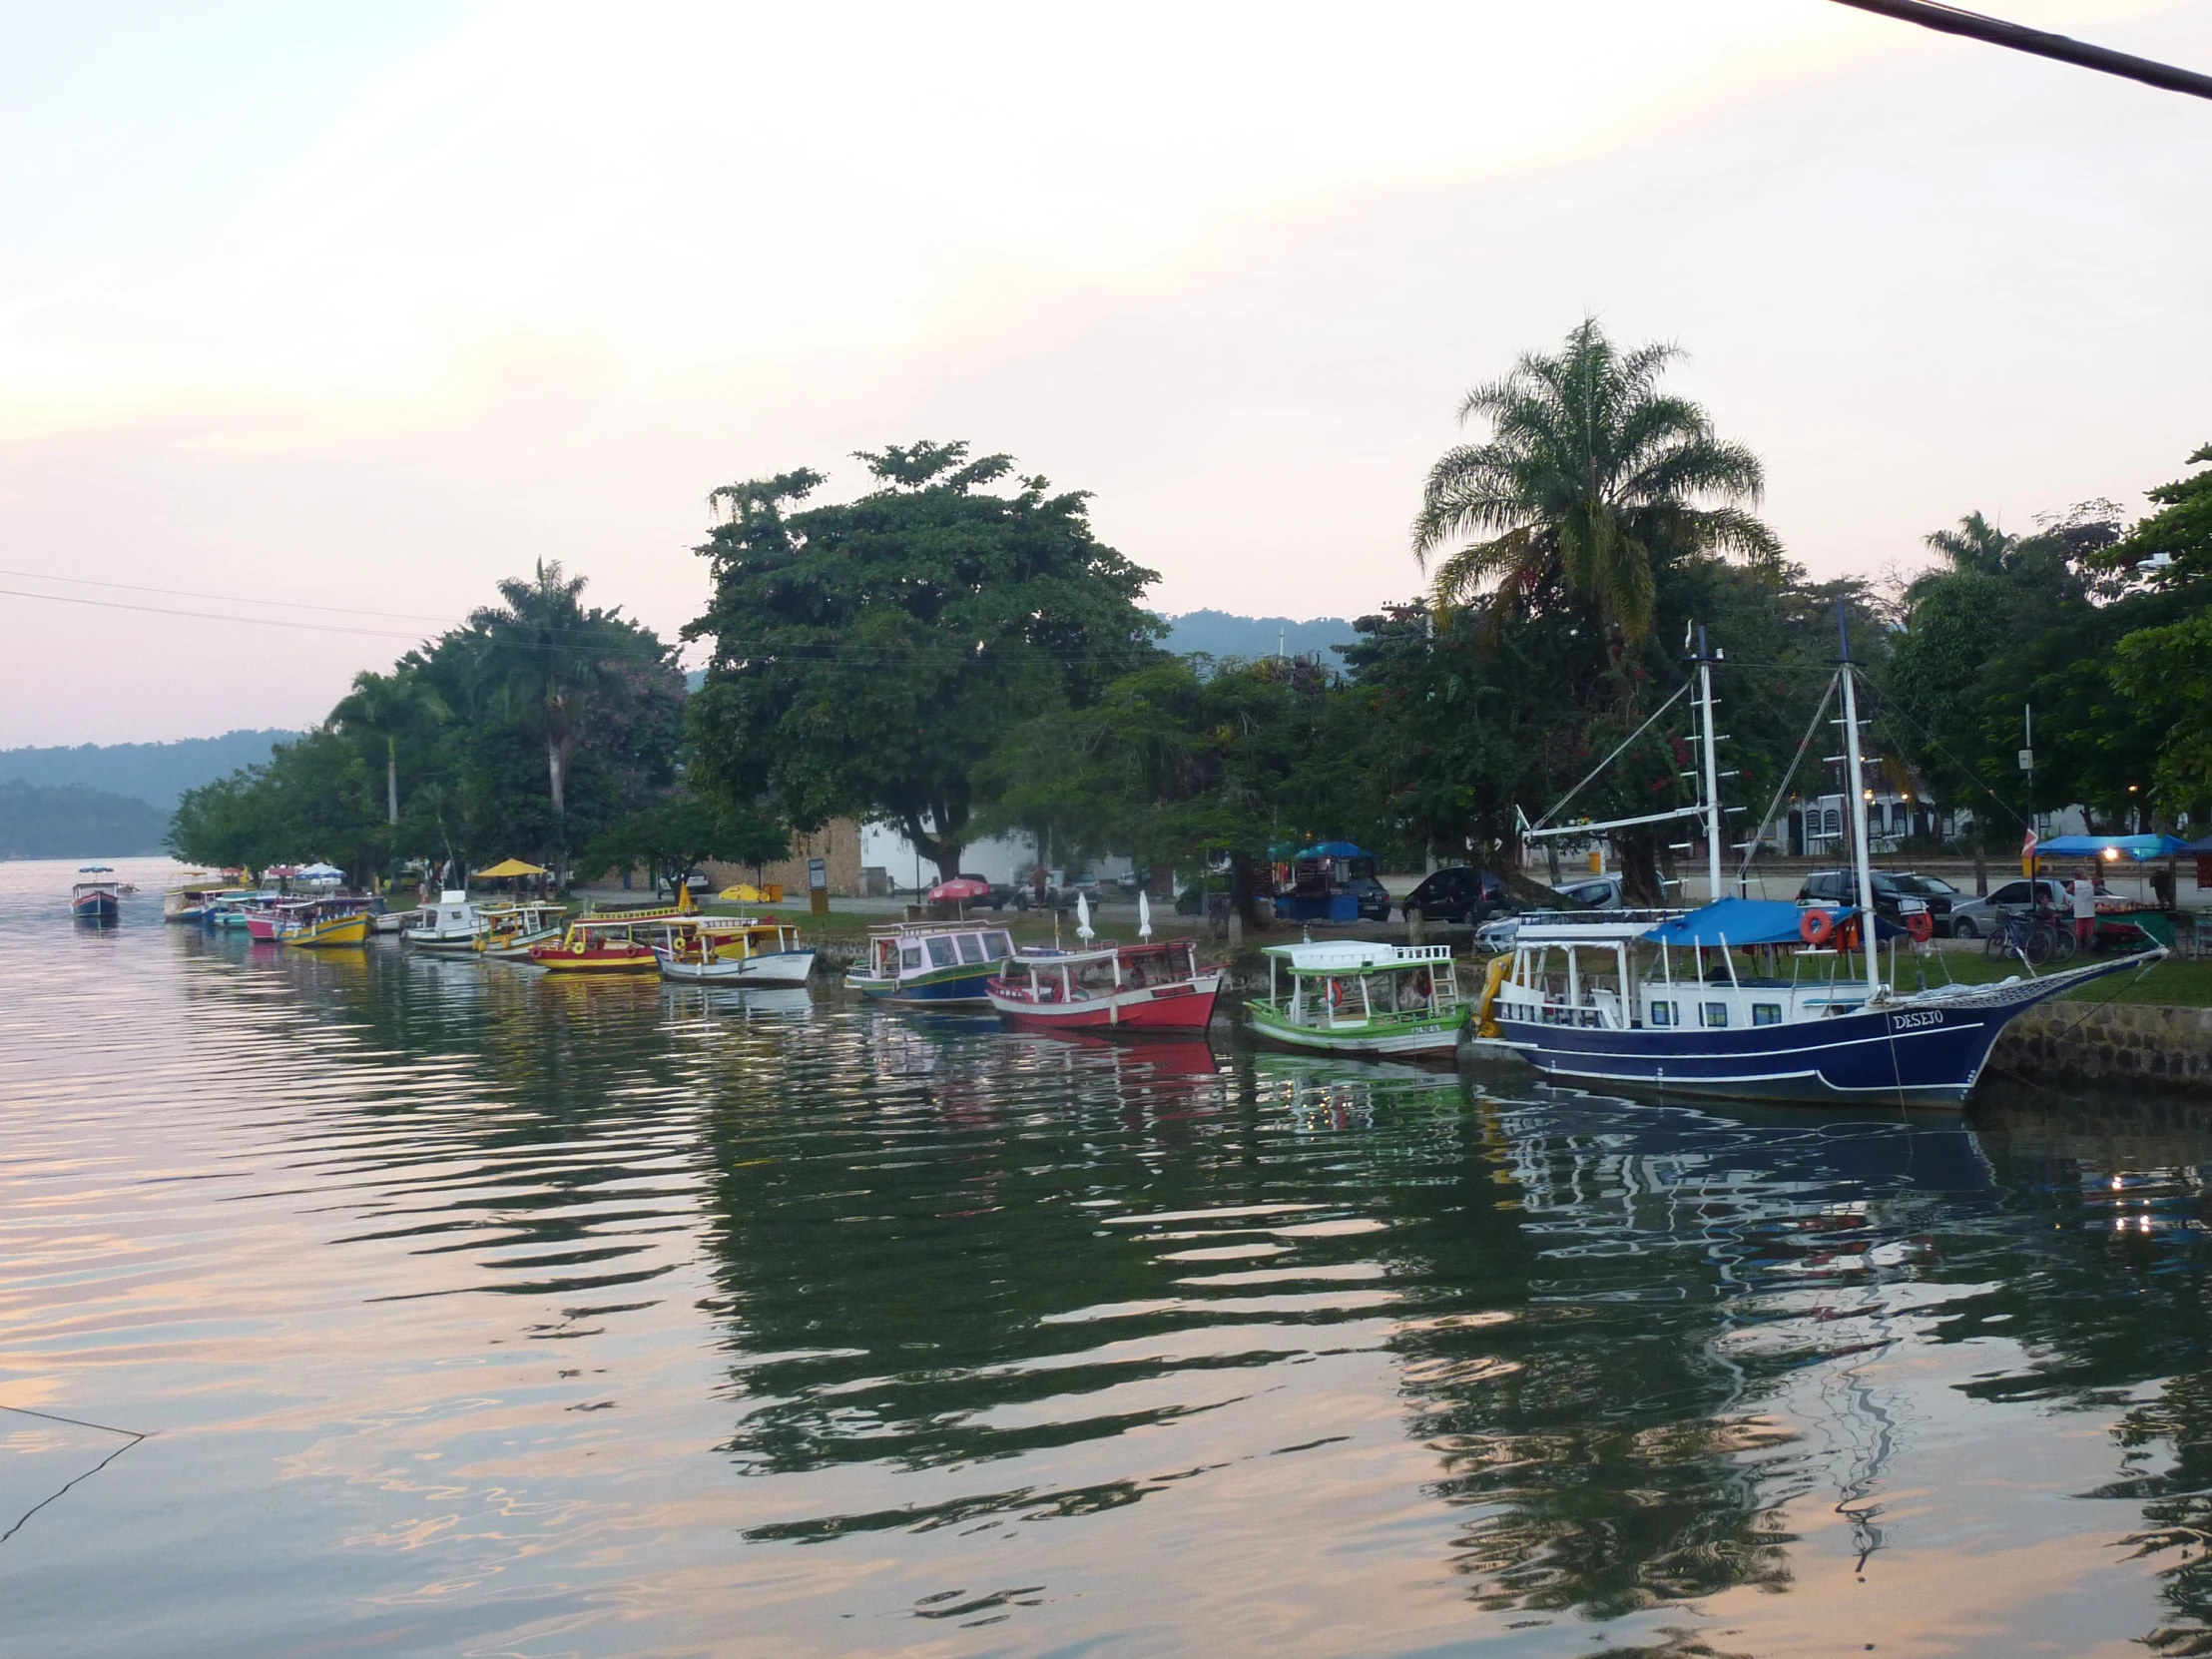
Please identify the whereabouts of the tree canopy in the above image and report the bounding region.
[684,441,1163,880]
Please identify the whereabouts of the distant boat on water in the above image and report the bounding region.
[71,875,121,924]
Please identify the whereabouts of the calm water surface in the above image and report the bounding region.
[8,858,2212,1658]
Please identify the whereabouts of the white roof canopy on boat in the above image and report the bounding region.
[1264,940,1439,971]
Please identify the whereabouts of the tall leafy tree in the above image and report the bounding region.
[330,669,449,825]
[1412,317,1779,647]
[685,442,1163,880]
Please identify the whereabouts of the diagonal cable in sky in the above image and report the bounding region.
[1827,0,2212,102]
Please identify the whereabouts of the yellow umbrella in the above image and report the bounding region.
[476,858,550,878]
[720,883,766,902]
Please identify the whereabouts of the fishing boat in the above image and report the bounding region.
[404,892,489,954]
[652,917,816,985]
[70,875,122,924]
[1247,941,1466,1055]
[845,920,1018,1005]
[200,889,269,930]
[277,896,372,949]
[475,902,568,961]
[528,911,671,974]
[1478,613,2166,1108]
[985,939,1220,1030]
[163,874,237,923]
[243,898,307,941]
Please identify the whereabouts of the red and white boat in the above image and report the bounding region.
[984,940,1221,1031]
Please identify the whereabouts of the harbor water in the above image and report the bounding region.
[9,857,2212,1658]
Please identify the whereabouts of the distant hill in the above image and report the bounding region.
[0,729,296,811]
[1158,610,1355,670]
[0,781,172,859]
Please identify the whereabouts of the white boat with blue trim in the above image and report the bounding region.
[846,919,1018,1006]
[1477,611,2163,1108]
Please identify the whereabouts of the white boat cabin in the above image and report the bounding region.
[1497,909,1888,1033]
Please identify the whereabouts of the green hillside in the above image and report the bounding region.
[0,729,297,811]
[0,781,172,859]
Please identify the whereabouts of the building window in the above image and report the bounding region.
[1753,1003,1782,1026]
[1824,809,1843,836]
[1702,1002,1729,1027]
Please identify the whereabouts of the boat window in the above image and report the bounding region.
[1651,1001,1673,1027]
[955,933,986,964]
[901,946,923,970]
[926,936,956,968]
[1753,1003,1783,1026]
[984,931,1014,958]
[1701,1002,1729,1027]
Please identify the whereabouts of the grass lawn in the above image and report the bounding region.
[1895,948,2212,1008]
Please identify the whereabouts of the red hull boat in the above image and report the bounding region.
[985,940,1220,1031]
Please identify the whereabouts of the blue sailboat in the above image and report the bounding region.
[1476,615,2163,1108]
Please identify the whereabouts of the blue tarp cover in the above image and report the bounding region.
[1642,898,1814,947]
[2036,833,2188,860]
[1294,841,1368,859]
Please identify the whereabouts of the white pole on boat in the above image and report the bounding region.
[1837,601,1884,1004]
[1696,624,1723,904]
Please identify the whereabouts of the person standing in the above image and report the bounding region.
[2070,867,2098,949]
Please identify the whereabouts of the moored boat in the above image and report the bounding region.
[278,897,373,949]
[1247,941,1466,1056]
[845,920,1017,1006]
[475,902,568,960]
[70,876,122,924]
[1481,612,2167,1107]
[652,917,816,985]
[528,911,669,974]
[404,892,489,954]
[985,939,1220,1030]
[164,874,237,924]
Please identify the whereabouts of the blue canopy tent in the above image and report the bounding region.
[1277,841,1375,922]
[1293,841,1368,860]
[2034,833,2188,860]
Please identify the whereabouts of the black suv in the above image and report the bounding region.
[1796,868,1916,919]
[1401,866,1510,926]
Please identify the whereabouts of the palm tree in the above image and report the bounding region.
[470,561,630,885]
[1412,317,1779,643]
[330,670,448,825]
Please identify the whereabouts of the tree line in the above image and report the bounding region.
[174,321,2212,905]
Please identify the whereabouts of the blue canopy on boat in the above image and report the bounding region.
[1294,841,1368,859]
[2035,833,2188,860]
[1641,898,1812,947]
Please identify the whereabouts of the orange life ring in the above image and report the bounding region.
[1328,978,1346,1008]
[1800,908,1833,945]
[1907,910,1934,943]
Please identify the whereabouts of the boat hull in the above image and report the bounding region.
[656,947,817,985]
[845,965,999,1006]
[71,891,119,923]
[531,944,658,974]
[1248,1001,1467,1056]
[1489,954,2155,1108]
[283,913,370,948]
[987,975,1220,1031]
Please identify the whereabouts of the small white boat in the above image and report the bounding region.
[403,892,486,954]
[653,917,815,985]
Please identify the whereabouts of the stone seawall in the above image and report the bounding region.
[1987,1001,2212,1091]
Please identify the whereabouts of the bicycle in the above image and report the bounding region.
[1984,906,2072,966]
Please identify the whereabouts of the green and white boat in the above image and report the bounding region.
[1247,940,1468,1056]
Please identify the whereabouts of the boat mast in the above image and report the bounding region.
[1836,601,1883,1002]
[1695,625,1723,903]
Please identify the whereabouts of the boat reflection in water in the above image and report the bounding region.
[17,868,2212,1659]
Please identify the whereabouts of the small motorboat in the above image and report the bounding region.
[845,920,1018,1006]
[652,917,816,985]
[404,892,489,954]
[475,902,568,961]
[985,939,1220,1030]
[71,876,122,924]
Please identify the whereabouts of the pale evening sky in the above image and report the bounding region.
[0,0,2204,746]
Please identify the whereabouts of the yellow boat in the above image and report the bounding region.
[529,890,701,975]
[280,902,372,948]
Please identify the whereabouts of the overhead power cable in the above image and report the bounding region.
[0,567,459,625]
[1828,0,2212,103]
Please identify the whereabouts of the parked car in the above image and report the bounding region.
[1400,866,1512,926]
[1345,871,1392,921]
[1891,871,1964,935]
[1795,868,1925,922]
[926,873,1015,910]
[1945,877,2071,941]
[1556,874,1624,909]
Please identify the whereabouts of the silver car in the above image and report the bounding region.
[1945,876,2069,940]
